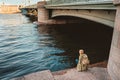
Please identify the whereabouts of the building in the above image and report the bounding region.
[0,5,22,14]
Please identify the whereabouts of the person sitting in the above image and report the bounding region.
[77,49,90,72]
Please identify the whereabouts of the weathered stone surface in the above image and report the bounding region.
[37,1,49,23]
[113,0,120,5]
[12,70,54,80]
[53,67,111,80]
[89,67,111,80]
[53,68,97,80]
[12,67,111,80]
[108,1,120,80]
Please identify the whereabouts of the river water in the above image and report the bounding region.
[0,14,113,80]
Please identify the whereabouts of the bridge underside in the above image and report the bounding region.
[50,9,116,28]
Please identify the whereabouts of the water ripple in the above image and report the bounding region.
[0,14,67,80]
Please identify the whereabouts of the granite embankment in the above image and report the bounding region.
[12,61,111,80]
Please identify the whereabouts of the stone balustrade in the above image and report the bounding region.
[47,0,113,5]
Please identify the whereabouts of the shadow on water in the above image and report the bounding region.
[25,15,37,22]
[37,20,113,64]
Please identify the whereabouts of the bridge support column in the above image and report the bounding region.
[37,1,72,25]
[37,1,49,24]
[108,1,120,80]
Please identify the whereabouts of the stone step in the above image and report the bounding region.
[53,68,97,80]
[12,67,111,80]
[89,67,111,80]
[52,67,111,80]
[12,70,55,80]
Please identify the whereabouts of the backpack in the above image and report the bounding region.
[81,54,90,65]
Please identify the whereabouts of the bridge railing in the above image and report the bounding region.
[47,0,113,5]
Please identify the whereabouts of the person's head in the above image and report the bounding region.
[79,49,84,54]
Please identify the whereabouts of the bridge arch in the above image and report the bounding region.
[51,9,115,28]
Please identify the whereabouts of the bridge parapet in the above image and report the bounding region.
[47,0,113,5]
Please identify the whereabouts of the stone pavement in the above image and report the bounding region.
[12,70,54,80]
[53,67,111,80]
[12,67,111,80]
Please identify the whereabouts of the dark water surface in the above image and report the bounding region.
[0,14,113,80]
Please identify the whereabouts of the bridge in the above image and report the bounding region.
[20,4,37,16]
[38,0,116,27]
[37,0,120,80]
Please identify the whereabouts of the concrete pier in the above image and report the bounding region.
[37,1,49,24]
[37,1,65,25]
[108,0,120,80]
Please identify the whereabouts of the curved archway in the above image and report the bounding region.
[51,10,115,28]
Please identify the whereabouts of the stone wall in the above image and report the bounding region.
[108,1,120,80]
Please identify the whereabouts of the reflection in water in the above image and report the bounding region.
[0,14,113,80]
